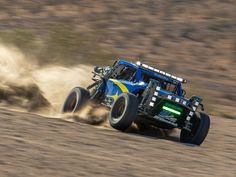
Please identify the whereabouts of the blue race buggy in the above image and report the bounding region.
[62,59,210,145]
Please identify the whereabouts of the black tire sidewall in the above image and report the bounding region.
[62,87,90,113]
[109,93,139,131]
[190,112,210,145]
[180,112,210,145]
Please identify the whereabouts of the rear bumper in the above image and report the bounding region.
[139,83,201,131]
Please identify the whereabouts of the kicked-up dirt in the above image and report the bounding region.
[0,108,235,177]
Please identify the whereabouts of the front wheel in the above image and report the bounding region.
[180,112,210,145]
[109,93,139,131]
[62,87,90,113]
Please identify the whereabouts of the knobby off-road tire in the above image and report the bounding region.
[180,112,210,145]
[109,93,139,131]
[62,87,90,113]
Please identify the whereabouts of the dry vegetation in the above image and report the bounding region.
[0,0,235,118]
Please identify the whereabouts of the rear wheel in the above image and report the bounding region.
[180,112,210,145]
[62,87,90,113]
[109,93,139,131]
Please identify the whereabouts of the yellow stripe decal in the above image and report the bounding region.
[106,91,119,101]
[110,79,129,93]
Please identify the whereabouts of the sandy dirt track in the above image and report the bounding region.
[0,108,235,177]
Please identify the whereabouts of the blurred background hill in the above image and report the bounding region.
[0,0,235,118]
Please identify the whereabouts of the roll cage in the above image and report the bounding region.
[111,60,184,97]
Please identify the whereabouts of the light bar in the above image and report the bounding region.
[136,61,187,83]
[162,106,181,115]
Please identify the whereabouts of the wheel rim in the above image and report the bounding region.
[65,92,78,112]
[112,97,126,119]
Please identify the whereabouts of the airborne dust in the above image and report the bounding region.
[0,44,108,125]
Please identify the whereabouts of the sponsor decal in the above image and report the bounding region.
[154,110,178,126]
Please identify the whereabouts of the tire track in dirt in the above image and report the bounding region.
[0,109,235,177]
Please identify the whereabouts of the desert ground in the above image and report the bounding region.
[0,108,235,177]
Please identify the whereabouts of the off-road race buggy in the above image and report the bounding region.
[62,59,210,145]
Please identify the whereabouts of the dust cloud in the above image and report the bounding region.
[0,43,108,123]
